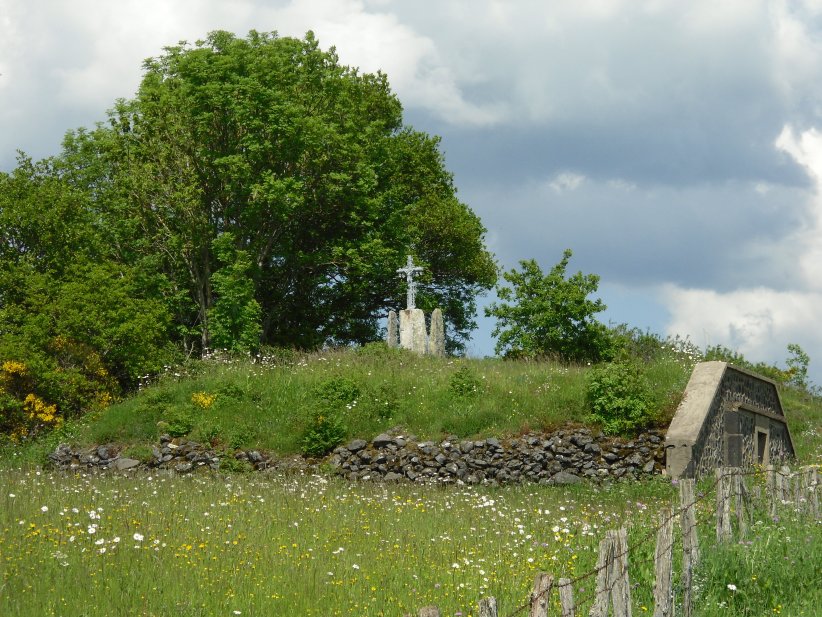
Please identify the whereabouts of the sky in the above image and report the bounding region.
[3,0,822,382]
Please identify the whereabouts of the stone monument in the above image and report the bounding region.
[386,256,445,357]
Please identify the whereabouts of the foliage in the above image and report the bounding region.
[207,233,262,353]
[0,29,497,441]
[218,457,254,473]
[301,409,347,457]
[785,343,810,389]
[485,250,612,363]
[586,361,653,435]
[704,342,814,391]
[89,29,495,353]
[449,365,482,398]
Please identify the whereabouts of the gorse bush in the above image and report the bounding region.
[586,361,653,435]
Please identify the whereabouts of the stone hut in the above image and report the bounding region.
[665,361,795,479]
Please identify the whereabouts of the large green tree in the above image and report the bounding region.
[81,29,496,352]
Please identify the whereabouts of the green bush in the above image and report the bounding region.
[449,365,482,398]
[301,410,346,457]
[163,406,196,437]
[219,457,254,473]
[587,361,652,435]
[485,249,613,363]
[313,377,360,407]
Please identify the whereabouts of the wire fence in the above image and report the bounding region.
[409,464,819,617]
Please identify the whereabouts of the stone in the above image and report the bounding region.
[399,308,427,354]
[346,439,368,453]
[428,308,445,357]
[642,460,656,474]
[113,458,141,470]
[550,470,583,485]
[386,310,399,348]
[373,433,395,448]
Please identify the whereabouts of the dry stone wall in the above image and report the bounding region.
[329,427,665,485]
[49,426,666,484]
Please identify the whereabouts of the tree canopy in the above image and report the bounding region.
[0,30,496,433]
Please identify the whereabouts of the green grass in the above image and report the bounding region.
[1,343,704,463]
[0,467,818,616]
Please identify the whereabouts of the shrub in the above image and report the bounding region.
[163,406,196,437]
[450,365,482,398]
[313,377,360,407]
[587,361,653,435]
[301,410,346,457]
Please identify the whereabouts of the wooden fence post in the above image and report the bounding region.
[767,464,777,516]
[558,578,575,617]
[418,606,440,617]
[804,466,819,520]
[589,528,632,617]
[780,465,792,504]
[590,531,613,617]
[652,508,674,617]
[679,478,699,617]
[478,597,498,617]
[733,468,749,539]
[530,573,553,617]
[716,467,732,542]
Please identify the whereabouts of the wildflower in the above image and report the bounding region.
[352,564,360,570]
[727,584,737,592]
[133,533,144,542]
[40,506,48,512]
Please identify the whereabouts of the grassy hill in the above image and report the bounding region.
[4,342,821,466]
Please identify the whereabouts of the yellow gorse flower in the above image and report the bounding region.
[191,392,216,409]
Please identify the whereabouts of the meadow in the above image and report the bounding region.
[1,467,819,617]
[1,343,820,616]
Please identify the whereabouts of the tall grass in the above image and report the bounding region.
[0,468,817,616]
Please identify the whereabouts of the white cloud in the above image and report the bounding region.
[659,123,822,375]
[548,172,586,193]
[661,285,822,366]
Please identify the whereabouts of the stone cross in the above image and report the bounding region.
[397,255,424,309]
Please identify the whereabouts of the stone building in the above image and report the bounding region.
[665,361,795,479]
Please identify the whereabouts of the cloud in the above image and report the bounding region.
[657,124,822,376]
[548,172,586,193]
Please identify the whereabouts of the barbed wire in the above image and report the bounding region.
[495,464,818,617]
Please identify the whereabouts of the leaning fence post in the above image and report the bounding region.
[716,468,732,543]
[478,597,498,617]
[652,508,674,617]
[558,578,575,617]
[530,573,553,617]
[679,478,699,617]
